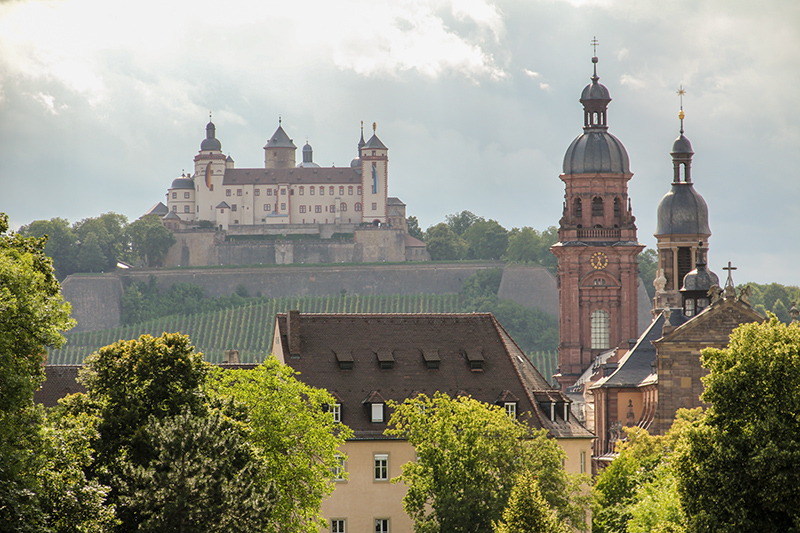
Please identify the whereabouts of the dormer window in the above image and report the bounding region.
[377,349,394,370]
[422,349,440,370]
[363,391,387,423]
[331,403,341,423]
[372,403,384,423]
[334,349,354,370]
[504,402,517,419]
[466,349,484,371]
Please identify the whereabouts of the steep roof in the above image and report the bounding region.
[273,312,592,440]
[224,167,361,186]
[363,134,387,150]
[592,313,668,389]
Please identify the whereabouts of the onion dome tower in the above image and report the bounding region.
[297,141,320,168]
[551,43,644,391]
[200,120,222,151]
[653,87,712,312]
[679,247,719,317]
[193,114,227,222]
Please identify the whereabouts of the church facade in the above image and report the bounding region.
[166,121,391,230]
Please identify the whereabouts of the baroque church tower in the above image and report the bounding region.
[552,53,644,391]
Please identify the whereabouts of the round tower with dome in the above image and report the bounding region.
[653,88,713,312]
[551,48,644,391]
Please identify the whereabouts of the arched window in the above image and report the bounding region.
[355,202,362,211]
[574,198,582,218]
[339,186,345,196]
[310,186,315,195]
[299,186,304,195]
[329,186,334,195]
[592,197,603,217]
[340,202,347,212]
[348,186,353,195]
[614,197,621,218]
[591,309,610,350]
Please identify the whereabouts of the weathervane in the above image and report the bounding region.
[677,85,686,133]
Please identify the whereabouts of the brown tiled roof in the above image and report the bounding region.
[274,313,592,440]
[224,167,361,186]
[34,365,85,407]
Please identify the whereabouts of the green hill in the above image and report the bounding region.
[48,292,558,384]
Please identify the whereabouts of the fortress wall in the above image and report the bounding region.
[61,274,123,333]
[497,265,559,317]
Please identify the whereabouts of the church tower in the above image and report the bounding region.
[193,119,228,224]
[653,91,712,312]
[551,52,644,391]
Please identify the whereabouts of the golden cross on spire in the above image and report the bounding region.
[591,36,599,56]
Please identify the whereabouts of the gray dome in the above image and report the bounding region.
[563,130,630,174]
[671,133,693,154]
[200,121,222,151]
[581,81,610,102]
[170,176,194,189]
[350,157,361,168]
[655,183,710,236]
[682,263,719,293]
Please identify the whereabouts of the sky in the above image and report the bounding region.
[1,0,798,286]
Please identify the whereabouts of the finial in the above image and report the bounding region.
[209,111,212,121]
[361,120,364,132]
[591,36,599,80]
[677,85,686,134]
[373,122,377,133]
[723,261,737,289]
[279,115,282,126]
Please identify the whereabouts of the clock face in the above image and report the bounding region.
[591,251,609,270]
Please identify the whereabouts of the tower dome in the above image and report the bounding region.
[170,175,194,189]
[200,121,222,151]
[562,55,630,174]
[297,141,320,168]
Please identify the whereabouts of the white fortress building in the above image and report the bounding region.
[164,119,392,230]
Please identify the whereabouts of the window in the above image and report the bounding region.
[348,186,353,195]
[184,192,190,199]
[209,184,214,191]
[299,186,304,195]
[330,204,336,213]
[504,402,517,419]
[172,205,177,212]
[334,453,346,481]
[340,202,347,212]
[371,403,384,423]
[281,189,286,195]
[320,187,324,196]
[614,197,621,217]
[573,197,582,218]
[172,192,177,199]
[331,403,341,422]
[580,450,586,474]
[231,204,237,212]
[310,186,315,195]
[357,186,362,195]
[592,196,603,217]
[267,189,273,196]
[372,202,377,210]
[226,189,231,197]
[331,519,346,533]
[254,188,260,196]
[375,519,389,532]
[315,205,322,213]
[184,205,190,213]
[591,309,610,349]
[264,204,271,212]
[355,203,362,212]
[374,454,388,480]
[339,186,344,196]
[281,203,286,210]
[299,205,307,213]
[237,189,242,196]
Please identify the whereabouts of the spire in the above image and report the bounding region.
[580,37,611,130]
[677,85,686,134]
[591,36,599,82]
[671,86,694,182]
[358,120,365,149]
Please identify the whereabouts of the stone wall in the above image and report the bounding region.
[61,275,123,333]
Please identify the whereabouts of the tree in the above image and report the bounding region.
[407,215,424,240]
[463,219,508,260]
[117,407,274,533]
[0,212,75,530]
[504,226,559,272]
[445,210,481,236]
[638,248,658,300]
[674,317,800,532]
[127,214,175,267]
[425,223,466,261]
[386,393,586,533]
[493,471,565,533]
[209,359,352,533]
[18,218,78,280]
[73,213,129,272]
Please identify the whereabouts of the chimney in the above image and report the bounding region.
[287,310,301,357]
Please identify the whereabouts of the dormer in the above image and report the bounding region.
[376,348,394,370]
[422,349,440,369]
[466,348,484,371]
[334,349,354,370]
[363,391,387,423]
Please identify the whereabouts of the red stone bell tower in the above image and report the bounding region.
[551,53,644,391]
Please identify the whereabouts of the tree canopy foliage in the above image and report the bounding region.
[747,282,800,323]
[386,393,587,533]
[674,317,800,532]
[19,212,175,278]
[493,471,566,533]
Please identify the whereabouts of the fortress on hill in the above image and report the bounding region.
[146,120,429,266]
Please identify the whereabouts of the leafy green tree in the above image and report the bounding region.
[592,409,701,533]
[127,214,176,267]
[674,317,800,532]
[74,213,129,272]
[638,248,658,300]
[493,471,566,533]
[504,226,559,272]
[425,223,466,261]
[18,218,78,280]
[117,407,275,533]
[445,210,481,236]
[386,393,587,533]
[407,215,424,239]
[0,212,75,530]
[626,463,684,533]
[209,359,352,533]
[75,232,107,273]
[463,219,508,260]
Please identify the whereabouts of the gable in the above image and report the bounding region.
[656,298,764,346]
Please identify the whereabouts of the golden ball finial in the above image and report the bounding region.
[679,110,685,120]
[373,122,377,133]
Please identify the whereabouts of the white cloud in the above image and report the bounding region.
[523,69,540,78]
